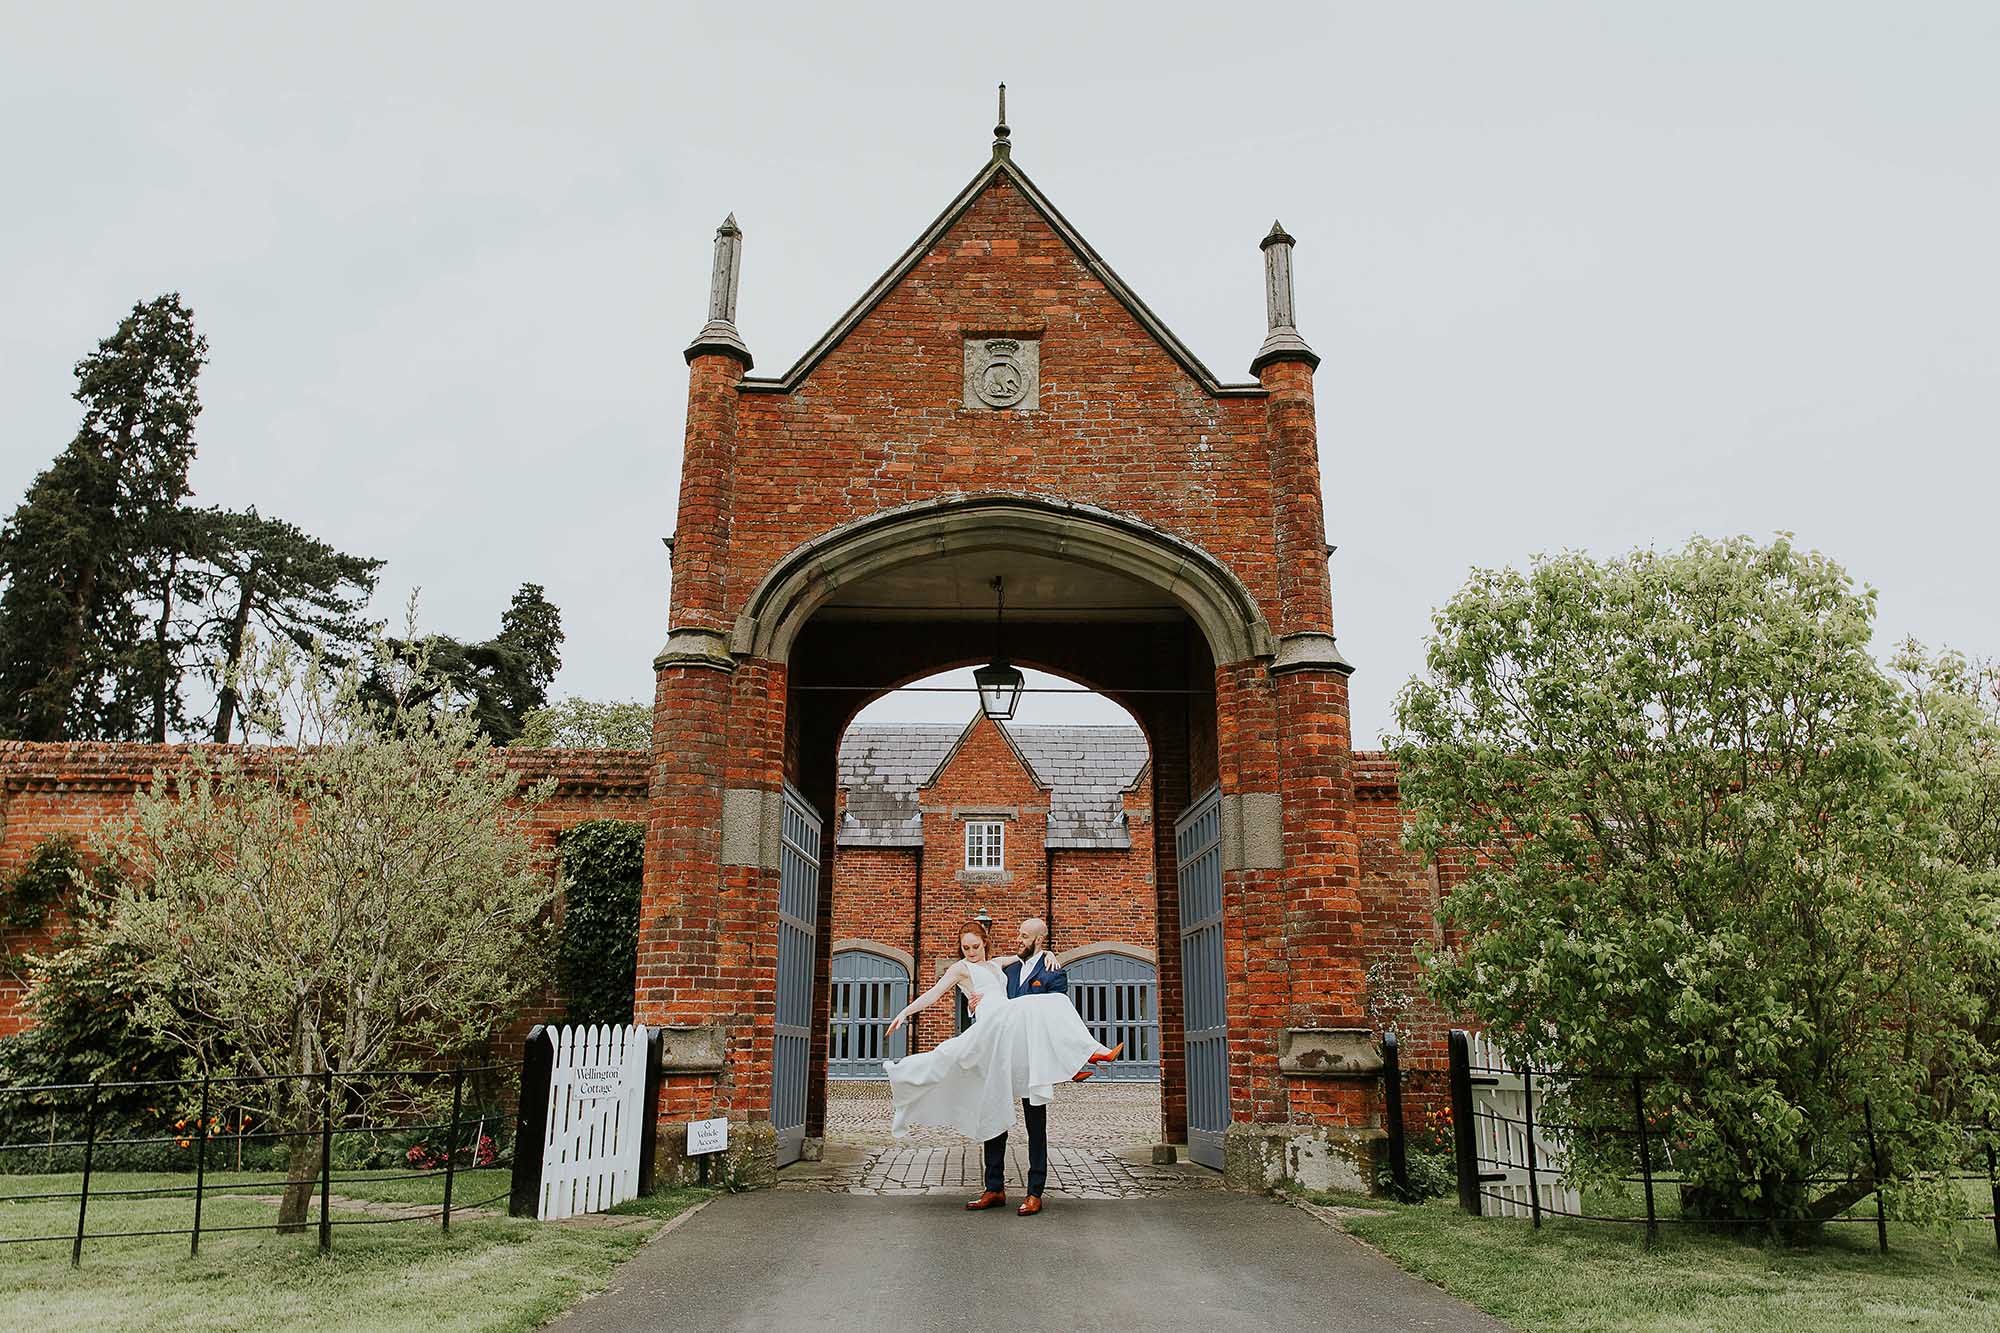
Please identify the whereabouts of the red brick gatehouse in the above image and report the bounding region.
[642,100,1427,1191]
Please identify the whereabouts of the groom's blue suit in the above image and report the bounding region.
[982,953,1068,1199]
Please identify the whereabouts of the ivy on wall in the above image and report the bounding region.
[3,835,87,930]
[556,819,644,1027]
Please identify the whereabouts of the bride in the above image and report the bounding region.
[882,921,1121,1143]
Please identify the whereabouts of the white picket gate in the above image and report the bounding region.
[1467,1031,1581,1219]
[535,1024,650,1220]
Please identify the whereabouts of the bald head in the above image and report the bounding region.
[1017,917,1048,953]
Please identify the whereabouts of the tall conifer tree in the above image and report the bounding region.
[0,296,205,740]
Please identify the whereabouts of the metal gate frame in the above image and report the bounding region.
[1066,953,1160,1082]
[827,949,909,1079]
[1175,783,1228,1170]
[773,784,823,1167]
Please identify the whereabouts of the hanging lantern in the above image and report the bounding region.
[976,576,1024,719]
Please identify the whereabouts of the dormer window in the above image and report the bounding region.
[965,819,1004,871]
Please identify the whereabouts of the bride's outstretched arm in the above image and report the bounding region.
[886,961,965,1036]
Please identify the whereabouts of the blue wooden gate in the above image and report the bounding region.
[774,785,822,1167]
[1066,953,1159,1081]
[828,949,909,1078]
[1176,784,1228,1170]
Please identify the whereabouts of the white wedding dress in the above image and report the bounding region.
[883,959,1107,1142]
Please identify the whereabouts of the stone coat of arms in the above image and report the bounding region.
[963,336,1040,411]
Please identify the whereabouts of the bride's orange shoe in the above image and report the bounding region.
[1072,1042,1125,1081]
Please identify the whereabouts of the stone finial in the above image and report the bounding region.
[992,82,1011,160]
[1250,219,1319,375]
[685,213,753,368]
[708,213,742,323]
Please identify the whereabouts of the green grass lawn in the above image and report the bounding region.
[1317,1192,2000,1332]
[0,1169,711,1332]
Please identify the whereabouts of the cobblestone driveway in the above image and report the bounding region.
[823,1078,1159,1147]
[782,1142,1218,1199]
[793,1080,1212,1198]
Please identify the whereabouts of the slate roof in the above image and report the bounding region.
[836,722,1148,851]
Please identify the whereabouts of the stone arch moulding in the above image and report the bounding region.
[1054,941,1158,968]
[727,493,1279,667]
[829,938,916,977]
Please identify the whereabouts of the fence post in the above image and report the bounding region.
[1986,1115,1999,1258]
[1381,1031,1409,1198]
[1447,1029,1481,1216]
[1863,1098,1887,1254]
[1521,1065,1543,1229]
[319,1070,334,1254]
[72,1083,99,1268]
[637,1027,665,1197]
[442,1067,464,1233]
[1630,1075,1656,1246]
[192,1073,211,1258]
[509,1025,554,1218]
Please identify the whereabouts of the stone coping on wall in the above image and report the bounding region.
[0,741,651,799]
[0,742,1402,805]
[1351,750,1400,803]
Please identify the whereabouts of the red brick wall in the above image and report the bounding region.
[1048,772,1156,958]
[3,733,1469,1144]
[828,842,918,963]
[0,741,649,1039]
[1354,750,1465,1129]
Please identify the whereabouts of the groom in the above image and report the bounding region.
[964,916,1065,1218]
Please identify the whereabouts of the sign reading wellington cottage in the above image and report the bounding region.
[573,1066,624,1102]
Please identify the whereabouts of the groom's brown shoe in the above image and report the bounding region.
[965,1191,1008,1211]
[1017,1195,1043,1217]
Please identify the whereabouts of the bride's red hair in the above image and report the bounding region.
[959,921,991,956]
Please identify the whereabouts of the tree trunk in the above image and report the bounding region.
[212,561,257,743]
[149,554,176,743]
[1807,1173,1877,1222]
[275,1119,322,1233]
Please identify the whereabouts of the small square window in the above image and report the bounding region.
[964,819,1004,871]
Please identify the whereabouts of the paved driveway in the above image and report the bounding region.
[549,1190,1507,1333]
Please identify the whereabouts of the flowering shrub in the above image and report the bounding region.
[171,1110,252,1151]
[406,1134,496,1171]
[1410,1101,1454,1156]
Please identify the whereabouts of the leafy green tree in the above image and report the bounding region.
[1892,642,2000,1076]
[0,296,205,741]
[183,507,383,741]
[1394,536,1999,1226]
[108,640,556,1229]
[365,583,564,744]
[517,697,652,749]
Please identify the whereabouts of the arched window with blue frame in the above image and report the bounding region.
[828,947,911,1078]
[1063,950,1160,1081]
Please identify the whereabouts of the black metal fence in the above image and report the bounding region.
[1383,1028,2000,1253]
[0,1064,514,1265]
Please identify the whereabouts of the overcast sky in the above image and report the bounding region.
[3,4,1995,746]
